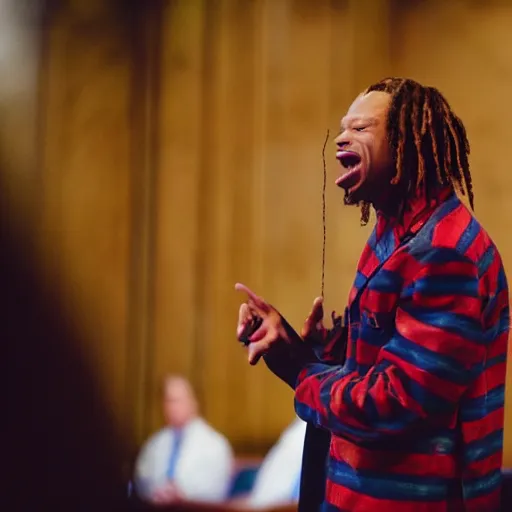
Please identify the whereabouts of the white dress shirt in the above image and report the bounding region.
[248,418,306,508]
[134,417,234,502]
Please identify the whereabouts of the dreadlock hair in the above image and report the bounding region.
[359,77,473,225]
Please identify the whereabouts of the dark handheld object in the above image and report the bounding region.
[238,316,263,346]
[298,424,331,511]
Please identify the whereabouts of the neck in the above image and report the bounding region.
[372,186,402,217]
[375,184,454,234]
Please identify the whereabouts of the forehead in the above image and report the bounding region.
[343,90,391,122]
[164,379,189,397]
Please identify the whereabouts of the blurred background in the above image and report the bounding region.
[2,0,512,509]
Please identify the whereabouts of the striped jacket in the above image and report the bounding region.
[295,191,509,511]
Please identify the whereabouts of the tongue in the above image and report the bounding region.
[336,167,361,190]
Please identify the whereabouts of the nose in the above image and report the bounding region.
[334,129,351,149]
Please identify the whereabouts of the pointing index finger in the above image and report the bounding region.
[235,282,269,312]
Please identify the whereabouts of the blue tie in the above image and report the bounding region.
[166,430,183,480]
[290,470,301,501]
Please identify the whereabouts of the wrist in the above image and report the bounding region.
[264,338,316,388]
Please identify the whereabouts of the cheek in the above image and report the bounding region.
[358,138,372,168]
[374,139,393,171]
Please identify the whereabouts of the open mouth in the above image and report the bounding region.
[335,150,363,189]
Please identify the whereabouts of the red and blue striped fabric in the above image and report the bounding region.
[295,191,509,511]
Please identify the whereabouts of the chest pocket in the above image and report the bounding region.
[359,309,396,347]
[347,309,397,372]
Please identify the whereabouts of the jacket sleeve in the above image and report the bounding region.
[294,248,487,443]
[264,313,348,389]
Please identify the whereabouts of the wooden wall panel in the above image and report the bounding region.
[254,0,334,441]
[125,0,163,449]
[150,0,394,450]
[39,3,134,433]
[33,0,397,455]
[195,0,271,445]
[151,0,206,432]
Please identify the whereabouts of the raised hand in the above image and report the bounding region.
[301,296,325,340]
[235,283,301,365]
[301,296,346,363]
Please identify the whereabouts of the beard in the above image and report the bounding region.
[343,191,354,205]
[342,190,371,225]
[343,187,359,206]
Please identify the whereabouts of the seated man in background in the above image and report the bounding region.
[134,375,234,505]
[244,417,306,509]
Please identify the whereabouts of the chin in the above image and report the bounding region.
[343,192,358,206]
[343,185,368,206]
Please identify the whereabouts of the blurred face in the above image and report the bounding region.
[334,91,394,206]
[163,378,197,429]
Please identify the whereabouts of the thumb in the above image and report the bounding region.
[247,341,264,366]
[310,296,324,327]
[302,297,324,337]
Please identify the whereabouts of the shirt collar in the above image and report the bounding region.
[376,186,454,242]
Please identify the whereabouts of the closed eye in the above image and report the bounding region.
[354,126,367,132]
